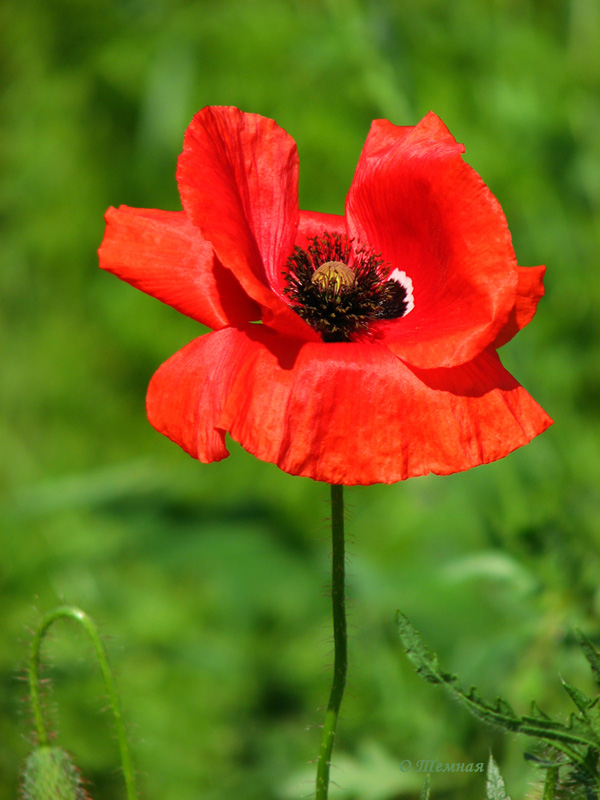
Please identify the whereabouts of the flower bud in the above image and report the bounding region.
[21,746,88,800]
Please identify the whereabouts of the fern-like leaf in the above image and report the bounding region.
[396,612,600,778]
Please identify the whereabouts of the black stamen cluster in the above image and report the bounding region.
[283,232,408,342]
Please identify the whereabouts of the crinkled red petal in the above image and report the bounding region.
[347,112,518,369]
[146,328,261,462]
[493,265,546,348]
[177,106,315,341]
[99,206,260,329]
[147,326,552,485]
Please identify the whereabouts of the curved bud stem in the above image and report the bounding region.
[29,605,139,800]
[315,484,348,799]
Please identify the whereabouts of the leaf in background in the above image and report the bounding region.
[282,740,424,800]
[575,629,600,689]
[560,676,600,739]
[486,754,511,800]
[396,612,600,774]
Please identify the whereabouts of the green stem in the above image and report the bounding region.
[316,484,348,800]
[542,766,559,800]
[29,605,139,800]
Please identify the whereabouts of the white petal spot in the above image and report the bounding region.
[389,268,414,315]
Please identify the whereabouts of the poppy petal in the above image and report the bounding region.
[296,209,347,249]
[157,326,551,485]
[177,106,312,339]
[146,328,261,462]
[99,206,260,329]
[493,265,546,348]
[346,112,518,369]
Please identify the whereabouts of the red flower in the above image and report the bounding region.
[99,106,552,485]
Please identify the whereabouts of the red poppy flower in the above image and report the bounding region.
[99,106,552,485]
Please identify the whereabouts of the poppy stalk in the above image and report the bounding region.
[316,485,347,799]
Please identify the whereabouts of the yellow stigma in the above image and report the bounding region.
[311,261,355,294]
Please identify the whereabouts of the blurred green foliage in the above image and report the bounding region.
[1,0,599,798]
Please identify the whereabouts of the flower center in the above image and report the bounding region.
[311,261,356,293]
[283,232,412,342]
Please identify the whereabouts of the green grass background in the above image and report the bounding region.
[2,0,600,797]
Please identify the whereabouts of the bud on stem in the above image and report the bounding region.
[21,746,88,800]
[25,606,138,800]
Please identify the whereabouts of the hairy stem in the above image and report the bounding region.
[29,605,139,800]
[542,766,558,800]
[316,484,348,799]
